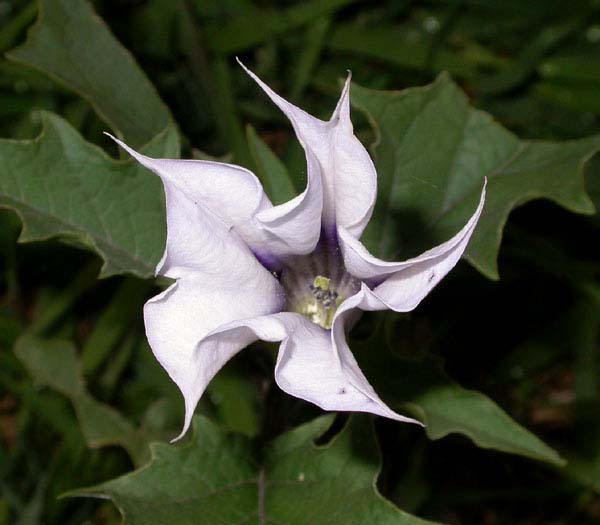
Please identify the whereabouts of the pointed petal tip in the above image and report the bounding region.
[103,131,124,148]
[236,57,254,79]
[169,394,196,443]
[169,425,190,444]
[169,432,185,444]
[396,413,425,427]
[340,72,352,100]
[331,71,354,124]
[169,422,190,443]
[103,132,134,158]
[475,177,487,213]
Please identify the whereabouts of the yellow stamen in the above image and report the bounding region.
[313,276,330,291]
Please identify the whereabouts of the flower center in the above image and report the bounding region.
[277,241,359,329]
[296,275,341,328]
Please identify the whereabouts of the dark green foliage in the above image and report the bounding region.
[1,0,599,524]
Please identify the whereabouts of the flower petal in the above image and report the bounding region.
[330,285,421,424]
[327,74,379,238]
[157,180,259,279]
[277,318,418,423]
[338,182,486,311]
[239,61,377,237]
[107,134,322,264]
[253,147,323,256]
[145,272,284,441]
[201,313,419,423]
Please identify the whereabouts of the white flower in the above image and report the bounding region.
[109,62,486,440]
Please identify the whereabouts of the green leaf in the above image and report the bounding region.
[563,450,600,494]
[15,335,83,398]
[351,73,599,280]
[81,277,152,375]
[7,0,173,148]
[353,336,564,466]
[473,15,585,95]
[14,334,150,466]
[204,0,358,55]
[327,23,480,80]
[247,124,297,204]
[539,54,600,85]
[71,415,441,525]
[289,16,331,101]
[206,365,261,437]
[0,112,174,278]
[0,2,37,54]
[533,81,600,114]
[409,381,563,465]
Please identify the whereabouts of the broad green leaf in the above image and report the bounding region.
[7,0,172,147]
[71,415,441,525]
[0,112,174,278]
[408,381,563,465]
[353,337,564,466]
[351,73,599,280]
[14,334,150,466]
[247,124,297,204]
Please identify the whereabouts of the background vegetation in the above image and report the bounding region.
[1,0,600,523]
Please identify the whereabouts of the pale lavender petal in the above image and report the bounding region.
[201,312,418,423]
[107,134,322,263]
[253,148,323,255]
[327,74,378,238]
[157,181,261,279]
[330,285,422,424]
[145,272,284,441]
[340,180,486,276]
[239,62,377,237]
[337,183,485,313]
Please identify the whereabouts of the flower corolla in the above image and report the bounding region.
[109,63,486,439]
